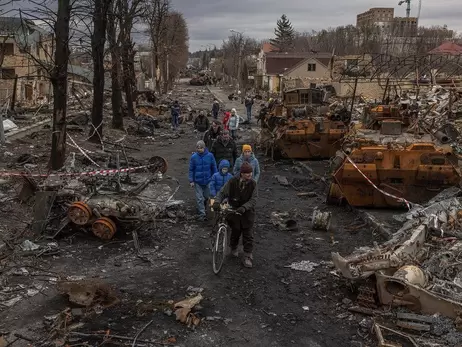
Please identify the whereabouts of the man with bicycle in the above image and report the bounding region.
[213,162,257,268]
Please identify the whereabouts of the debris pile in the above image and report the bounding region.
[332,188,462,346]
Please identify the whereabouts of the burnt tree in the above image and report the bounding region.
[89,0,112,142]
[108,1,123,129]
[118,0,143,119]
[49,0,71,169]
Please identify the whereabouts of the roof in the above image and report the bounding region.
[266,57,305,75]
[68,64,112,91]
[0,17,24,34]
[428,42,462,55]
[262,42,278,53]
[265,53,332,75]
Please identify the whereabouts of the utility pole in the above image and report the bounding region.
[230,29,245,92]
[237,38,243,92]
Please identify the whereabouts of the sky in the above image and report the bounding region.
[3,0,461,52]
[170,0,462,52]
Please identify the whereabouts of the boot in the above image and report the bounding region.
[243,253,253,268]
[231,248,239,258]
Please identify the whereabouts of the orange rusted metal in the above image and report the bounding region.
[259,88,351,159]
[68,201,92,225]
[274,118,348,159]
[92,217,117,240]
[330,143,460,208]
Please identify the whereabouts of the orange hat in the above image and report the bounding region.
[242,144,252,152]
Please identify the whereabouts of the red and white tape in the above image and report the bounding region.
[0,164,154,178]
[344,154,412,209]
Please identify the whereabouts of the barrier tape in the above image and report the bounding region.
[344,153,412,210]
[0,164,155,178]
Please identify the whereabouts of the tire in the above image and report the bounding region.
[212,225,227,274]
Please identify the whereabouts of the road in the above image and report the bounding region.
[1,82,377,347]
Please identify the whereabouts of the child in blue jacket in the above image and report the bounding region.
[210,159,233,197]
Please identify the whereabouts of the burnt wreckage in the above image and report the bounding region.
[258,87,352,159]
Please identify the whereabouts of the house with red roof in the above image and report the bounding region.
[255,43,333,92]
[428,42,462,55]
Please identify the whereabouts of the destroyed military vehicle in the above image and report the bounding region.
[257,87,351,159]
[327,103,461,208]
[65,156,174,240]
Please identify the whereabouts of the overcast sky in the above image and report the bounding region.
[171,0,462,52]
[3,0,461,52]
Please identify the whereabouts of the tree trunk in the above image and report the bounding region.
[89,0,111,142]
[122,41,134,118]
[108,4,123,129]
[49,0,71,170]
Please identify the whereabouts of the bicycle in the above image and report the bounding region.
[210,201,240,274]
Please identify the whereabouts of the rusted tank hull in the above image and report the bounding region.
[275,134,344,159]
[273,120,348,159]
[328,144,461,208]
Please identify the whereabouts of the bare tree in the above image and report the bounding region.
[118,0,145,118]
[18,0,76,169]
[88,0,112,142]
[221,33,258,83]
[159,11,188,93]
[143,0,169,93]
[107,0,123,129]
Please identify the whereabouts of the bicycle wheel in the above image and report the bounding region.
[212,225,227,274]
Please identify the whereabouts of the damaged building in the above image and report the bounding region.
[0,17,53,105]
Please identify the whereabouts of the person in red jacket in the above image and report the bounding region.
[222,111,231,131]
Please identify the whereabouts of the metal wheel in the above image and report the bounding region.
[148,156,168,174]
[92,217,117,240]
[68,202,92,225]
[212,225,227,274]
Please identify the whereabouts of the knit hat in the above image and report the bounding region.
[242,144,252,152]
[196,140,205,149]
[240,162,253,174]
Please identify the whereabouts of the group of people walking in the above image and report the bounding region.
[171,95,260,268]
[187,98,260,268]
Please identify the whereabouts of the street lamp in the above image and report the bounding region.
[229,29,245,92]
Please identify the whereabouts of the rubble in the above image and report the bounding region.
[332,191,462,346]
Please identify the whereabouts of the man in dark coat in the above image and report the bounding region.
[171,100,180,130]
[211,99,220,119]
[203,120,222,150]
[213,162,257,268]
[211,129,238,167]
[194,111,210,133]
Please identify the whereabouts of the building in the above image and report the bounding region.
[356,7,418,37]
[0,17,54,104]
[255,42,332,92]
[356,8,394,28]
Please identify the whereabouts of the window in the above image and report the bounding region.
[307,63,316,72]
[0,68,15,79]
[0,43,14,56]
[300,93,309,104]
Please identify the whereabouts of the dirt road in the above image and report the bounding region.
[1,83,378,346]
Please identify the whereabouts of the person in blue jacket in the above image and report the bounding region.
[210,159,233,197]
[233,144,260,182]
[189,140,218,221]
